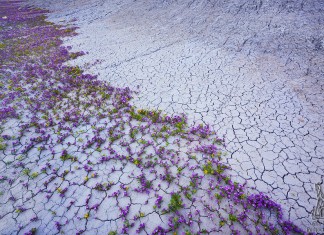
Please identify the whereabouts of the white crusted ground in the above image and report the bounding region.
[26,0,324,229]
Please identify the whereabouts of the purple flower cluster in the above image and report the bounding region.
[247,193,281,212]
[0,107,17,121]
[190,124,213,138]
[195,144,218,155]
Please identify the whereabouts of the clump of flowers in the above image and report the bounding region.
[190,124,213,138]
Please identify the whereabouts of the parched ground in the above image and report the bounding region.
[0,0,323,234]
[26,0,324,229]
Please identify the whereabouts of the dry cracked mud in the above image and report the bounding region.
[2,0,324,233]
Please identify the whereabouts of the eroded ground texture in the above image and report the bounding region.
[0,0,323,234]
[24,0,324,230]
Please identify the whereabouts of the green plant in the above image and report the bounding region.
[239,194,246,200]
[185,230,193,235]
[215,193,223,200]
[0,138,6,151]
[216,164,227,174]
[185,192,192,200]
[168,193,183,212]
[229,214,237,222]
[130,129,138,139]
[219,220,226,227]
[160,125,169,132]
[68,66,83,77]
[175,121,186,132]
[165,174,174,183]
[145,180,152,189]
[15,208,22,213]
[60,153,76,161]
[224,176,231,184]
[129,110,143,121]
[138,139,147,144]
[30,172,39,179]
[203,162,214,175]
[22,168,31,176]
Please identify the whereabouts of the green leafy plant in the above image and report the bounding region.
[168,193,183,212]
[0,138,6,151]
[22,168,31,176]
[203,162,214,175]
[229,214,237,222]
[60,151,77,161]
[30,172,39,179]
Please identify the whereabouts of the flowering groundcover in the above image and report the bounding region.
[0,1,308,234]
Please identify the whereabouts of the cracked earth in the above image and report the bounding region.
[1,0,324,234]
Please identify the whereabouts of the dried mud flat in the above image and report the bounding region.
[1,0,324,234]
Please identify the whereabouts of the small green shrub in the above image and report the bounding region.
[30,172,39,179]
[229,214,237,222]
[168,193,183,212]
[22,168,31,176]
[0,138,6,151]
